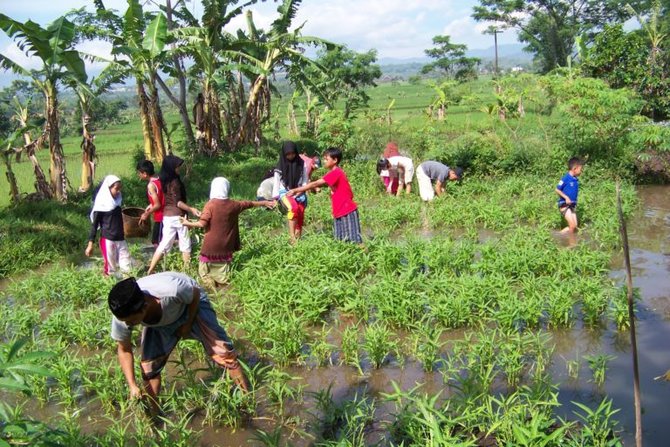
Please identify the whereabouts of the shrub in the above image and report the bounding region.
[543,75,642,164]
[315,110,357,156]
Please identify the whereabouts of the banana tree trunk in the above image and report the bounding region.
[2,151,20,202]
[137,82,156,161]
[234,75,267,150]
[22,128,52,199]
[79,111,96,193]
[46,86,68,201]
[156,74,195,151]
[147,75,167,160]
[288,99,298,135]
[162,0,195,150]
[203,82,222,156]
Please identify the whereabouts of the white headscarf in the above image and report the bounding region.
[210,177,230,200]
[90,175,122,221]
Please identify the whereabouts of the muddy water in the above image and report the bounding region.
[550,185,670,445]
[5,187,670,445]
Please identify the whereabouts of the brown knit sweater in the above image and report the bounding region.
[199,199,254,257]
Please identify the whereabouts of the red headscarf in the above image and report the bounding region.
[383,142,400,158]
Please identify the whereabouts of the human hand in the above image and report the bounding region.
[265,201,276,209]
[180,216,189,226]
[129,384,143,400]
[565,197,572,205]
[192,208,201,217]
[139,212,149,224]
[85,242,93,257]
[285,189,296,197]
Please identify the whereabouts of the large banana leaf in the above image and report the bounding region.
[59,50,87,83]
[123,0,145,46]
[0,14,51,61]
[271,0,301,35]
[143,13,167,58]
[0,54,30,77]
[46,17,76,52]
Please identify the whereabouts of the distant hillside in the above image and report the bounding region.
[466,43,531,61]
[378,44,534,80]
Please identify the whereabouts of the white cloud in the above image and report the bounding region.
[443,17,475,42]
[294,0,446,58]
[0,0,522,63]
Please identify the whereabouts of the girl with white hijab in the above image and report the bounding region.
[182,177,274,288]
[85,175,131,276]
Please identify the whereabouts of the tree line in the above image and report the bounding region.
[1,0,670,203]
[0,0,381,201]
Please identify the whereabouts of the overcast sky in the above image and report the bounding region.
[0,0,521,70]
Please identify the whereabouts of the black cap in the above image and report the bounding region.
[452,167,464,180]
[108,277,145,319]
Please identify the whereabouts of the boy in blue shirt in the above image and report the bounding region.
[555,157,584,233]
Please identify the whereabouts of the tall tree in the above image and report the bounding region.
[0,15,88,201]
[472,0,646,73]
[422,35,480,81]
[304,46,382,119]
[582,1,670,119]
[156,0,195,150]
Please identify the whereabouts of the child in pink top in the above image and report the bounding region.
[287,147,362,243]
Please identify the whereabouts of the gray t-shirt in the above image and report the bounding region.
[420,161,450,183]
[110,272,199,342]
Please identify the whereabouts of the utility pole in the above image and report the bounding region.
[484,26,503,79]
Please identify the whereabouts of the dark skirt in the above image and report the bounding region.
[333,209,362,243]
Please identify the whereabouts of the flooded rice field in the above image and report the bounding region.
[2,185,669,446]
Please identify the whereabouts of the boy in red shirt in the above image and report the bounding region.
[287,147,362,243]
[137,160,164,247]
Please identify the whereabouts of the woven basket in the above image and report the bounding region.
[122,207,150,238]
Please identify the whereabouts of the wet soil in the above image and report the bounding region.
[4,186,670,446]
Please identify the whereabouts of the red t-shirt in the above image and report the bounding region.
[322,167,357,218]
[148,178,164,222]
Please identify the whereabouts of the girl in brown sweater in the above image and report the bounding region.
[182,177,274,288]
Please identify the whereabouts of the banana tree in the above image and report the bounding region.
[224,0,333,150]
[10,96,52,199]
[69,65,125,192]
[0,130,23,203]
[169,0,258,155]
[74,0,168,163]
[125,4,169,163]
[0,14,88,201]
[428,80,461,121]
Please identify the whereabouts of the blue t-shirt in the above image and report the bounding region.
[557,173,579,206]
